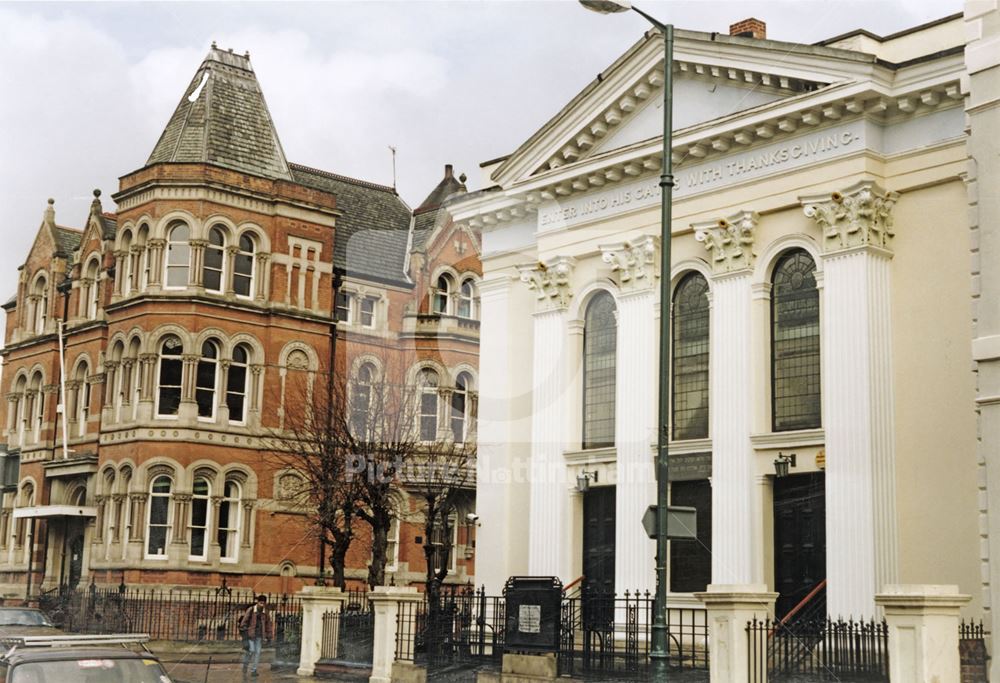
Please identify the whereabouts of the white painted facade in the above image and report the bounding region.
[452,13,983,623]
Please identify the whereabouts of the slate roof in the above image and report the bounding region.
[99,214,117,240]
[53,226,83,258]
[146,46,292,180]
[412,165,466,251]
[289,163,412,285]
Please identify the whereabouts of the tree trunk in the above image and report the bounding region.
[367,507,391,590]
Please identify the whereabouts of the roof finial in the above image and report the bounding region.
[211,40,217,49]
[90,189,103,217]
[459,173,468,185]
[43,198,55,228]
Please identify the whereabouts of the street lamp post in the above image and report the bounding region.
[579,2,674,680]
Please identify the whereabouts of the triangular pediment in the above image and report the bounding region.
[489,29,870,189]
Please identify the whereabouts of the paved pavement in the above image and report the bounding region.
[163,662,318,683]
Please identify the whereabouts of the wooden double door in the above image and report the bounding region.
[773,472,826,619]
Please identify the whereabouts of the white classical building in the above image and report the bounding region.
[449,11,987,622]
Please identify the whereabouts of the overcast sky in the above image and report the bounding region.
[0,0,961,316]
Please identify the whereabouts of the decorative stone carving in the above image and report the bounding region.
[516,256,576,310]
[801,181,899,253]
[693,210,759,274]
[599,236,659,290]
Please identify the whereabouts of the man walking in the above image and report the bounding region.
[239,594,273,677]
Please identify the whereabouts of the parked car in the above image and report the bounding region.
[0,634,173,682]
[0,610,61,639]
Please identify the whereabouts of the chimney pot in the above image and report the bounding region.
[445,164,453,178]
[729,17,766,40]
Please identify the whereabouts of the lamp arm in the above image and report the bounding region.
[629,5,668,30]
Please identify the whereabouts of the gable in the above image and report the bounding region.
[589,77,788,157]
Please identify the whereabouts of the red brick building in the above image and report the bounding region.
[0,46,479,597]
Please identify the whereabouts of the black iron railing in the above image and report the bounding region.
[747,616,889,682]
[960,619,989,683]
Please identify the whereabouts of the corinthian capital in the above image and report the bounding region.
[801,181,899,253]
[517,256,576,311]
[599,235,659,291]
[693,210,758,274]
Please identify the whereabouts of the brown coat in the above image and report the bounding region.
[239,605,274,640]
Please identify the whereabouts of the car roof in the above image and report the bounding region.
[0,608,44,612]
[4,648,160,666]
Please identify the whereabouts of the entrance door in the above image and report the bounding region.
[582,486,615,596]
[773,472,825,619]
[65,527,85,590]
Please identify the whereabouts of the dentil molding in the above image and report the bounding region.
[599,235,659,292]
[801,181,899,254]
[517,256,576,311]
[693,210,759,274]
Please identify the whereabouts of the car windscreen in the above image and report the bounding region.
[0,611,53,627]
[10,657,172,683]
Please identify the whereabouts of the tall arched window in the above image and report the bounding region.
[75,362,90,438]
[189,476,211,560]
[196,340,220,420]
[165,222,191,288]
[457,279,476,319]
[120,468,133,560]
[227,344,250,424]
[128,338,141,421]
[12,376,26,448]
[583,291,617,449]
[451,372,472,443]
[218,479,241,562]
[120,232,133,296]
[28,372,43,443]
[433,274,453,314]
[102,469,116,554]
[233,233,255,297]
[672,273,710,440]
[771,249,821,431]
[203,226,225,293]
[85,259,100,318]
[156,336,183,417]
[32,277,48,334]
[136,224,150,291]
[146,475,172,558]
[351,363,376,438]
[417,368,439,442]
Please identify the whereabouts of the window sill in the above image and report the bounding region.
[666,438,712,455]
[563,447,616,464]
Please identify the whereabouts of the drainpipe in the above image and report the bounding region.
[317,269,344,586]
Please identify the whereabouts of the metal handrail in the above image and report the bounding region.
[779,578,827,626]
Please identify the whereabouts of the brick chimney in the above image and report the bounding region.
[729,18,766,40]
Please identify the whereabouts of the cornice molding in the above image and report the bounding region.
[693,210,759,274]
[800,180,899,254]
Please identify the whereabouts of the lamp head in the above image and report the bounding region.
[579,0,632,14]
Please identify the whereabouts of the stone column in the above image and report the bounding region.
[129,493,147,543]
[875,585,969,683]
[803,182,899,617]
[601,237,659,594]
[180,354,199,420]
[224,246,239,296]
[255,252,270,302]
[696,584,778,683]
[120,359,135,416]
[189,239,207,288]
[112,250,125,298]
[103,361,119,408]
[475,274,520,593]
[241,499,255,548]
[296,586,349,676]
[111,494,125,544]
[218,360,231,423]
[93,495,107,544]
[369,586,423,683]
[147,239,165,289]
[518,257,575,579]
[171,494,191,545]
[694,211,759,584]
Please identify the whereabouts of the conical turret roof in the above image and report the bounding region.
[146,44,291,180]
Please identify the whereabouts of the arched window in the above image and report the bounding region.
[32,277,48,334]
[417,368,439,442]
[75,362,90,438]
[233,233,255,297]
[771,249,821,431]
[120,468,133,560]
[433,274,453,314]
[136,224,150,291]
[583,291,617,449]
[156,336,183,417]
[227,344,250,424]
[110,342,125,423]
[672,273,710,440]
[85,259,100,318]
[218,479,241,562]
[351,362,376,438]
[451,372,472,443]
[189,476,211,560]
[12,376,27,448]
[29,372,43,444]
[164,222,191,288]
[196,340,220,420]
[146,475,172,558]
[120,232,133,296]
[15,483,35,550]
[457,279,476,319]
[102,469,116,552]
[127,339,141,421]
[203,226,225,293]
